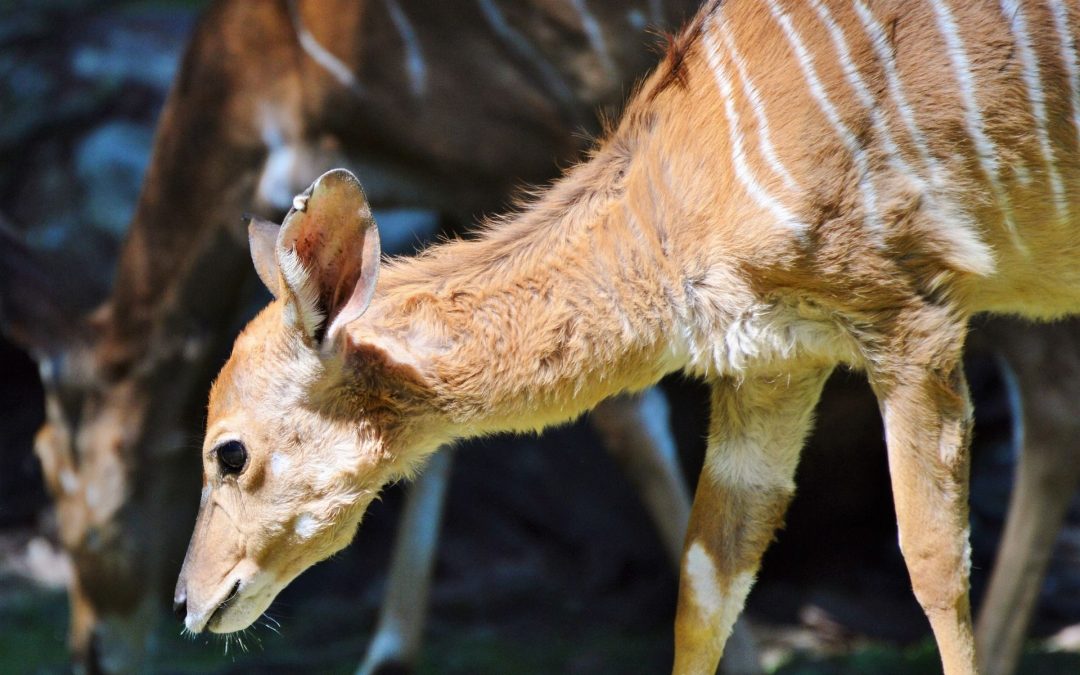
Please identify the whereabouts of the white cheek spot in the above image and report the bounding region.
[199,486,211,508]
[685,541,724,618]
[270,453,291,477]
[85,483,100,510]
[59,469,78,494]
[294,513,318,540]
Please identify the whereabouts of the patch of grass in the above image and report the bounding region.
[0,585,69,675]
[774,639,1080,675]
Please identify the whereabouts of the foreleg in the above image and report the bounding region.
[592,388,761,674]
[357,448,454,675]
[673,369,831,674]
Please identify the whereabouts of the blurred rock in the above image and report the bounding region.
[75,121,153,237]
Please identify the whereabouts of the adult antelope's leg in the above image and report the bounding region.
[592,388,761,675]
[673,369,831,675]
[590,388,692,566]
[975,321,1080,675]
[357,448,454,675]
[873,321,977,675]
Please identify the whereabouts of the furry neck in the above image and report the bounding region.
[362,135,691,436]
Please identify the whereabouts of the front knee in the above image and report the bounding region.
[905,538,972,615]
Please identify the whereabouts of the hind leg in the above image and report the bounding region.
[975,320,1080,675]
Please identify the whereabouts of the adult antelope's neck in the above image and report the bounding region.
[98,4,297,371]
[370,129,693,435]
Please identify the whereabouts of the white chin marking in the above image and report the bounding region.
[208,572,279,634]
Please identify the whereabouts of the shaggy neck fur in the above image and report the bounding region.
[357,126,703,435]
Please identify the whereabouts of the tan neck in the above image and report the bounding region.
[361,141,689,435]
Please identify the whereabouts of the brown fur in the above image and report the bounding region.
[4,1,707,670]
[104,1,1080,674]
[186,1,1080,669]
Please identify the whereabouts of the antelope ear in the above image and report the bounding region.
[276,169,381,345]
[248,216,282,298]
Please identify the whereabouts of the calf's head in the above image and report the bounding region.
[175,169,443,633]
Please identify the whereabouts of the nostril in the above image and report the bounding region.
[173,599,187,621]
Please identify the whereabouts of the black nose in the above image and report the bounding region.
[173,598,187,621]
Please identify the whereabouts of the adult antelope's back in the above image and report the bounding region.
[175,1,1080,674]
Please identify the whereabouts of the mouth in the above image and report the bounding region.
[207,580,241,631]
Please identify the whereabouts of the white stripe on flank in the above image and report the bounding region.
[570,0,617,79]
[765,0,885,238]
[383,0,427,97]
[287,0,364,97]
[716,21,801,193]
[1050,1,1080,175]
[1001,0,1067,222]
[808,0,915,181]
[928,0,1020,240]
[852,0,966,195]
[850,0,995,276]
[702,18,804,230]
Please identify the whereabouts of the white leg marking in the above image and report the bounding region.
[765,0,885,240]
[717,22,801,193]
[702,18,804,231]
[1000,0,1067,222]
[383,0,427,98]
[928,0,1021,243]
[686,542,724,618]
[1050,1,1080,169]
[286,0,365,97]
[570,0,617,79]
[685,542,756,640]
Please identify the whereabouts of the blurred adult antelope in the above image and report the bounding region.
[176,0,1080,672]
[5,0,766,672]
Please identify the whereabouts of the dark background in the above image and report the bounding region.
[2,2,1080,673]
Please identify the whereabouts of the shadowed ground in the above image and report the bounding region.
[3,2,1080,674]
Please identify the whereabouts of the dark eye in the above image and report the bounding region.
[216,440,248,475]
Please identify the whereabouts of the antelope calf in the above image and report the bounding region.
[174,0,1080,672]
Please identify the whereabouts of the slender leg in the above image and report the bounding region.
[590,389,692,567]
[357,448,454,675]
[873,332,978,675]
[975,321,1080,675]
[673,369,831,674]
[591,388,761,675]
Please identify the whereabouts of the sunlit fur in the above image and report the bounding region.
[181,2,1080,673]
